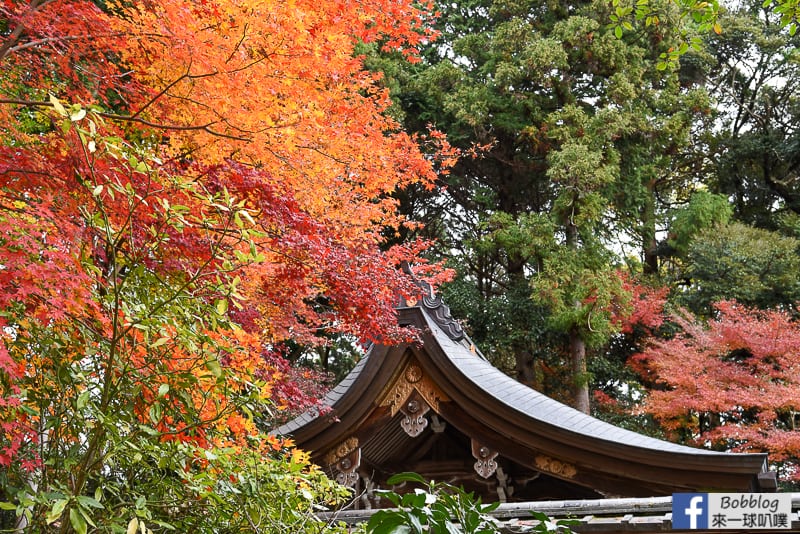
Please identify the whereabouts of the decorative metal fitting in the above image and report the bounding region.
[471,439,499,479]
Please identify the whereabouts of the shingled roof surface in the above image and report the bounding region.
[420,307,729,457]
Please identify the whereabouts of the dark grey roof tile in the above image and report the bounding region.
[421,307,737,458]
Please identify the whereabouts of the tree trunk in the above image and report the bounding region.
[505,259,541,390]
[569,324,590,414]
[515,347,538,388]
[642,180,659,276]
[566,214,590,414]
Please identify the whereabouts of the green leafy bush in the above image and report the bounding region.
[366,472,576,534]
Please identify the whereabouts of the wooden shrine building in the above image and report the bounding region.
[276,275,776,514]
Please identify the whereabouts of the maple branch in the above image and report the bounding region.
[105,201,247,344]
[130,65,219,120]
[0,98,252,141]
[212,114,298,136]
[225,22,249,64]
[140,89,290,138]
[223,54,270,75]
[6,32,126,55]
[297,144,351,165]
[0,0,57,61]
[106,113,252,141]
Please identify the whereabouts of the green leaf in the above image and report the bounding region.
[157,383,169,397]
[70,508,87,534]
[78,507,97,528]
[138,423,159,435]
[77,391,89,410]
[148,402,162,424]
[150,520,177,531]
[239,209,255,226]
[408,514,425,533]
[150,337,170,348]
[46,500,68,524]
[92,184,103,196]
[215,299,228,315]
[482,500,501,512]
[386,472,428,485]
[530,510,551,522]
[367,511,414,534]
[76,495,103,509]
[614,25,623,38]
[206,358,222,378]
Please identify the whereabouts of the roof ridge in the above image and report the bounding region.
[401,261,466,342]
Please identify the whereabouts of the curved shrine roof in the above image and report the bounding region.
[277,282,771,498]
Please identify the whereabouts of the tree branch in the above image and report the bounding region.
[0,0,50,61]
[129,63,219,119]
[6,32,126,55]
[0,98,252,141]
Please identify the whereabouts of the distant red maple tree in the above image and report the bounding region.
[631,301,800,477]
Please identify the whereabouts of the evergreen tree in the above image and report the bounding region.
[372,0,708,411]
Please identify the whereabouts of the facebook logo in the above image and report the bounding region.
[673,493,709,529]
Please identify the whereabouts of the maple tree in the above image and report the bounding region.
[630,301,800,479]
[0,0,448,530]
[589,275,672,435]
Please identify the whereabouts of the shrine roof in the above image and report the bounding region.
[419,306,721,457]
[276,275,770,496]
[281,303,757,459]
